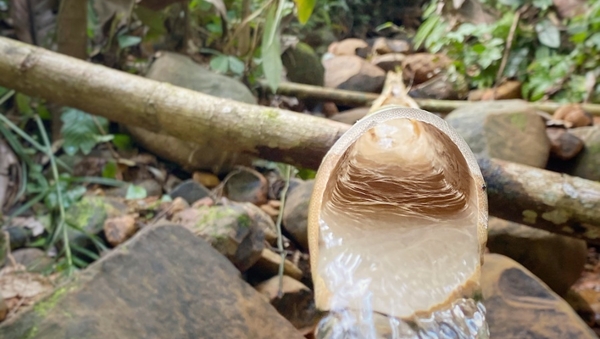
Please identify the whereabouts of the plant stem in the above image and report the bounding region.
[0,90,15,105]
[34,115,73,275]
[275,165,292,297]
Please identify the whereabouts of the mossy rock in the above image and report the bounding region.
[282,42,325,87]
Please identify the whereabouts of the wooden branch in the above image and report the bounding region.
[479,158,600,243]
[262,81,600,116]
[0,37,350,171]
[1,37,600,243]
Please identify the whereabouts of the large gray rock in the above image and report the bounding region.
[131,52,256,174]
[0,224,304,339]
[486,217,587,296]
[482,253,597,339]
[568,126,600,181]
[445,100,551,168]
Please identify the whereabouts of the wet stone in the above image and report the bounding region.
[486,217,587,296]
[482,253,597,339]
[168,179,211,205]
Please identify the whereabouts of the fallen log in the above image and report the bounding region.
[260,81,600,116]
[1,36,600,243]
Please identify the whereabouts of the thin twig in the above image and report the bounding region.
[493,7,525,99]
[275,165,292,298]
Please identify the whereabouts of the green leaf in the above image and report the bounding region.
[261,5,283,92]
[15,93,32,115]
[37,104,51,120]
[117,35,142,49]
[134,6,167,41]
[586,32,600,48]
[294,0,316,24]
[413,15,440,50]
[228,56,245,75]
[210,54,229,73]
[61,108,110,156]
[532,0,552,10]
[536,20,561,48]
[111,133,133,151]
[125,184,147,200]
[570,31,588,44]
[63,185,87,209]
[505,47,529,77]
[498,0,523,8]
[102,161,118,179]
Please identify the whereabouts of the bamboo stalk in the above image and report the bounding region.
[262,81,600,115]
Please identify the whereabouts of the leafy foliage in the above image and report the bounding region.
[416,0,600,102]
[61,108,113,156]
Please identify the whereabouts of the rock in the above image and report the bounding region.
[135,51,256,174]
[468,81,522,101]
[327,38,369,56]
[445,100,551,168]
[10,248,53,273]
[282,42,324,87]
[255,276,322,334]
[260,201,280,223]
[482,253,597,339]
[553,104,593,128]
[569,126,600,181]
[486,217,587,295]
[172,203,265,271]
[330,107,370,125]
[323,55,386,93]
[103,215,138,247]
[168,179,211,205]
[372,38,411,55]
[192,171,220,188]
[222,167,269,206]
[65,195,128,248]
[370,53,405,72]
[408,72,469,100]
[283,180,314,249]
[322,102,339,117]
[402,53,451,85]
[0,224,305,339]
[2,217,45,247]
[237,202,278,244]
[546,127,584,160]
[249,248,303,281]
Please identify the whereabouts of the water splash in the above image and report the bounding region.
[315,299,489,339]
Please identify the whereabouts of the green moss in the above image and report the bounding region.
[33,285,70,317]
[65,196,117,233]
[21,325,38,339]
[237,214,251,228]
[263,110,279,120]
